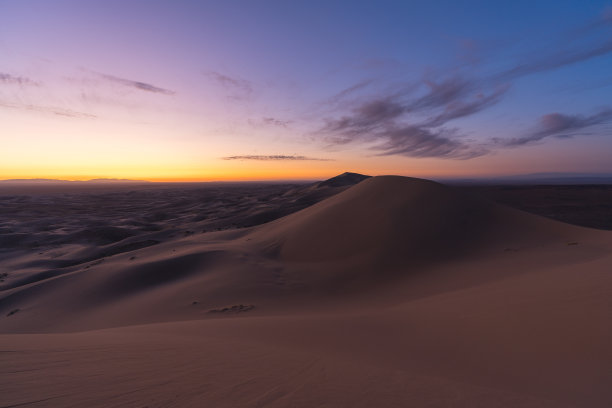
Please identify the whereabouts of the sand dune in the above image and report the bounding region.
[1,175,611,407]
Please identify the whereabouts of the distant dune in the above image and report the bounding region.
[0,177,149,183]
[0,178,153,195]
[440,172,612,185]
[1,175,611,407]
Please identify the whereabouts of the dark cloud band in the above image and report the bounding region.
[98,72,175,95]
[499,109,612,146]
[0,73,39,86]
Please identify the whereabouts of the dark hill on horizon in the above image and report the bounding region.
[315,171,371,188]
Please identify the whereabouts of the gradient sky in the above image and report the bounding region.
[1,0,611,181]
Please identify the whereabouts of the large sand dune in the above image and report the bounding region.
[1,176,611,407]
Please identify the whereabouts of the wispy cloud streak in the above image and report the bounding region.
[0,73,39,86]
[324,79,375,107]
[319,76,502,159]
[498,108,612,146]
[499,41,612,81]
[0,100,96,118]
[205,71,253,99]
[423,85,509,127]
[97,72,175,95]
[373,126,488,159]
[222,155,333,161]
[262,117,291,127]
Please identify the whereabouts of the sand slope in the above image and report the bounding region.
[1,176,611,407]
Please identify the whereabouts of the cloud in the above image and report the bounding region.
[247,117,292,128]
[324,79,375,106]
[222,155,333,161]
[322,97,406,136]
[318,76,501,158]
[262,117,291,127]
[424,85,509,127]
[497,9,612,80]
[96,72,175,95]
[0,100,96,118]
[498,108,612,146]
[499,40,612,80]
[204,71,253,99]
[571,6,612,35]
[323,76,506,134]
[0,73,39,86]
[1,66,177,121]
[411,77,474,111]
[373,125,488,159]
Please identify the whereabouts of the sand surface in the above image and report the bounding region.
[464,184,612,230]
[1,175,611,407]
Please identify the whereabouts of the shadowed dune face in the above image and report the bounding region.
[249,176,587,264]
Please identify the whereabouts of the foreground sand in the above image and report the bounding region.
[1,176,611,407]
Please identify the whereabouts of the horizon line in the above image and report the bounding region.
[3,171,612,184]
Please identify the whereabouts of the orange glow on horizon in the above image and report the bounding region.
[0,162,362,182]
[4,138,609,182]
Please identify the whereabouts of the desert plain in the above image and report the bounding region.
[1,173,611,407]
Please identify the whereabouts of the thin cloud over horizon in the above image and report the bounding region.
[222,155,334,161]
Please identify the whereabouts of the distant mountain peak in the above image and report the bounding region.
[317,172,371,188]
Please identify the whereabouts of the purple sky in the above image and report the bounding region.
[1,0,611,180]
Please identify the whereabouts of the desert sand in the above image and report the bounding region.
[1,175,611,407]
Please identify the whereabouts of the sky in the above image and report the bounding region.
[1,0,611,181]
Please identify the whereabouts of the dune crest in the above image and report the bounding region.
[251,176,579,261]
